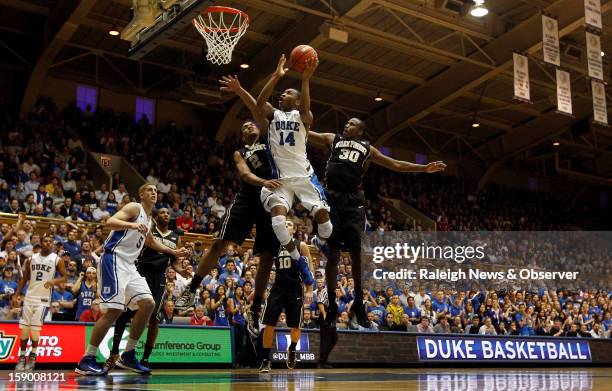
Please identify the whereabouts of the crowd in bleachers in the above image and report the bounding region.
[0,98,610,352]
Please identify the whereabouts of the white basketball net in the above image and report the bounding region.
[193,8,249,65]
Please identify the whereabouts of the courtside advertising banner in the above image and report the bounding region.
[89,325,233,364]
[0,322,232,365]
[417,336,591,362]
[272,332,315,363]
[0,323,85,364]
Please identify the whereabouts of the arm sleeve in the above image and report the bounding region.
[298,257,314,286]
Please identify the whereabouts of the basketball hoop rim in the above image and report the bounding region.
[194,6,250,33]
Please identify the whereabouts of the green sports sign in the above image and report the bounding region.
[85,325,233,364]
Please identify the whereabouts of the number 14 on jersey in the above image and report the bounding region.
[279,131,296,146]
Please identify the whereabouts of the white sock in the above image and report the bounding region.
[125,338,138,352]
[86,344,98,356]
[318,220,333,240]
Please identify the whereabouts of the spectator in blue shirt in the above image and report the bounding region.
[367,296,387,325]
[51,282,75,320]
[218,259,240,285]
[449,296,464,318]
[432,290,448,316]
[404,296,421,325]
[63,229,81,259]
[0,266,18,307]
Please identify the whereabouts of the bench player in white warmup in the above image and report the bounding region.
[257,54,333,267]
[76,184,188,376]
[15,234,67,370]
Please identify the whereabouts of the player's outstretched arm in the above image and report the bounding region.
[300,57,318,127]
[220,75,269,133]
[257,54,288,119]
[233,151,281,190]
[307,131,335,149]
[145,231,189,258]
[16,259,31,298]
[370,146,447,173]
[105,202,145,232]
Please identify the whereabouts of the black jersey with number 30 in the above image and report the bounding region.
[325,134,370,193]
[238,138,273,198]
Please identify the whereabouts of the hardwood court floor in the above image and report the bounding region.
[1,367,611,390]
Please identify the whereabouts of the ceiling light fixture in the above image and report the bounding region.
[374,92,383,102]
[240,63,250,69]
[108,25,120,36]
[470,0,489,18]
[553,141,560,146]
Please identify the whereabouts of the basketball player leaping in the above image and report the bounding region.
[75,184,188,376]
[308,119,445,366]
[175,75,282,338]
[15,234,67,370]
[256,55,333,271]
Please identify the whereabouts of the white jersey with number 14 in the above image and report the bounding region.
[267,109,313,179]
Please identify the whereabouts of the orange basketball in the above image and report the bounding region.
[290,45,318,73]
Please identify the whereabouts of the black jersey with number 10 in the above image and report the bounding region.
[325,134,370,193]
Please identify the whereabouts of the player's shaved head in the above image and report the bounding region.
[279,88,301,110]
[286,88,301,98]
[353,118,366,132]
[343,117,367,139]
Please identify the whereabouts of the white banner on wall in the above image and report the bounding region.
[591,80,608,126]
[586,31,604,81]
[542,15,560,66]
[584,0,603,30]
[556,69,573,115]
[513,53,530,102]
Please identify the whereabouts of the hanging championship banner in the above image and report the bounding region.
[591,80,608,126]
[584,0,603,30]
[542,15,560,66]
[556,69,572,115]
[586,31,604,81]
[513,53,530,102]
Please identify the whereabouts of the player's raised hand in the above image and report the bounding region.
[263,179,282,190]
[219,75,241,93]
[302,57,319,80]
[425,161,446,173]
[132,223,148,234]
[275,54,289,78]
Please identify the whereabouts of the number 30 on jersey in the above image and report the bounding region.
[339,148,360,162]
